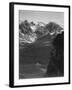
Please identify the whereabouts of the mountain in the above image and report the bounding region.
[45,22,63,34]
[19,20,32,34]
[19,20,63,48]
[37,22,46,27]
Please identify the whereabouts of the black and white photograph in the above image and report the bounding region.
[9,2,70,87]
[19,10,64,79]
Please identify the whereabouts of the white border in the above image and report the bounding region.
[14,4,69,86]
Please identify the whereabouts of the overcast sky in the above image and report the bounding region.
[19,10,64,27]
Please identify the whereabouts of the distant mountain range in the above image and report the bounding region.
[19,20,64,47]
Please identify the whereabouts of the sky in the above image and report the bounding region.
[19,10,64,27]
